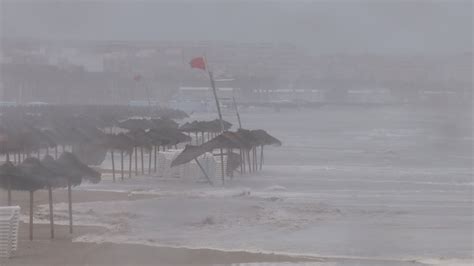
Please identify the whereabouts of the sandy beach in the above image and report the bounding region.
[0,189,317,266]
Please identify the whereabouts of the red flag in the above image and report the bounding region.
[190,57,206,70]
[133,74,142,81]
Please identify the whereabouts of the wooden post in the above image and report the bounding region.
[7,176,11,206]
[242,149,245,173]
[29,190,33,240]
[134,147,138,175]
[154,146,157,173]
[240,149,243,175]
[120,150,124,181]
[140,147,144,174]
[194,158,213,186]
[68,180,73,234]
[48,185,54,239]
[227,148,233,178]
[254,147,258,171]
[260,145,264,170]
[247,150,252,173]
[220,148,225,184]
[111,150,116,182]
[55,146,58,159]
[128,150,132,178]
[148,148,152,174]
[253,147,257,171]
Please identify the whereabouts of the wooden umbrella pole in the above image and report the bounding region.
[68,179,73,234]
[140,147,144,174]
[48,185,54,239]
[29,190,33,240]
[250,147,255,172]
[240,149,243,175]
[154,146,157,173]
[260,145,264,170]
[220,148,225,184]
[242,149,246,173]
[111,150,115,182]
[134,147,138,175]
[148,148,152,174]
[254,147,258,171]
[247,150,252,173]
[194,158,213,186]
[128,151,132,178]
[228,148,233,178]
[120,150,124,181]
[7,176,11,206]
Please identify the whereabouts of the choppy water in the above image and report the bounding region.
[40,105,473,265]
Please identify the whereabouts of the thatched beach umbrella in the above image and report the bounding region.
[250,129,282,170]
[127,129,153,175]
[40,155,68,239]
[17,157,52,240]
[0,161,22,206]
[55,152,101,233]
[104,133,134,181]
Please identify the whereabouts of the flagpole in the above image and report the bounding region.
[203,56,225,133]
[203,56,226,184]
[232,96,242,129]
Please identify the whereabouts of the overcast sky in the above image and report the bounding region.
[1,0,472,55]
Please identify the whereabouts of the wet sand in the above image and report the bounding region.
[0,189,315,266]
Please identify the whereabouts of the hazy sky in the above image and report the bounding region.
[1,0,472,55]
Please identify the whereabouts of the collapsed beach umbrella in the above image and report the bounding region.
[179,119,232,145]
[171,131,246,182]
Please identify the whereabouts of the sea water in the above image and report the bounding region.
[38,105,473,265]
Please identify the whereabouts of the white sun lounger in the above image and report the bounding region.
[0,206,20,258]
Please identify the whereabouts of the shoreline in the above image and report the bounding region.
[1,189,319,265]
[1,174,471,265]
[1,223,318,266]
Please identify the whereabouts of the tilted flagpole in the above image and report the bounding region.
[203,57,225,133]
[190,56,226,184]
[232,96,242,129]
[203,57,226,184]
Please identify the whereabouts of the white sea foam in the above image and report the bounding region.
[31,109,472,266]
